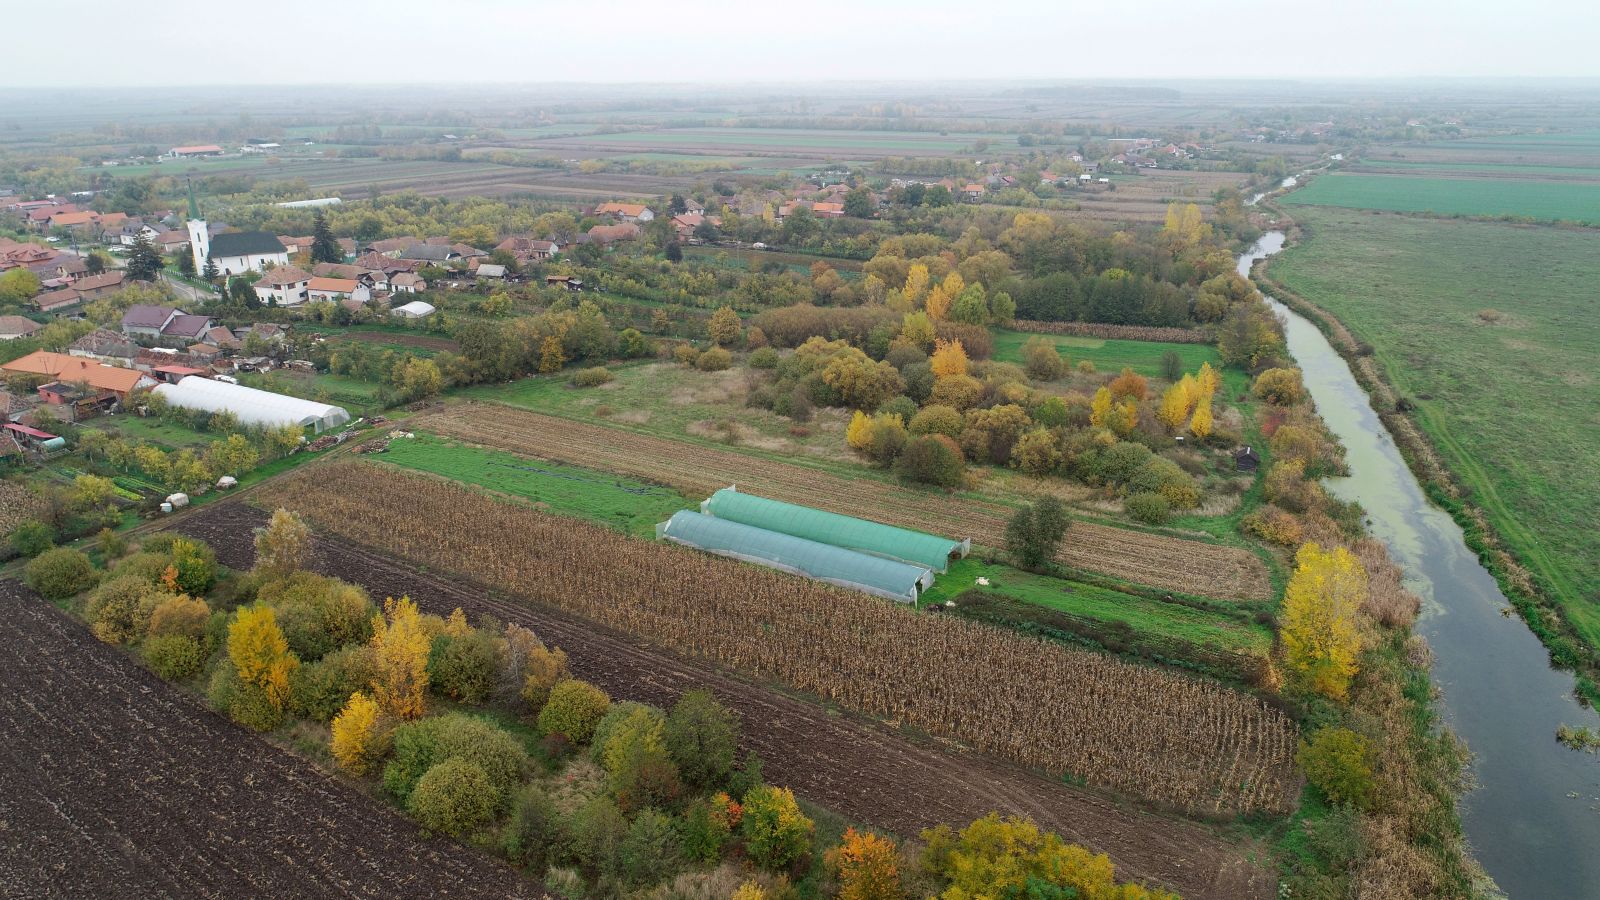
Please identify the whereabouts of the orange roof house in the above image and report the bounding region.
[0,351,154,399]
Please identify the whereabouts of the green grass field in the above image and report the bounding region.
[86,415,214,450]
[1270,206,1600,645]
[1355,159,1600,178]
[991,329,1233,382]
[1284,173,1600,223]
[379,433,688,537]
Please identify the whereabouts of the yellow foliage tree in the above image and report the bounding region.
[708,305,743,346]
[731,884,767,900]
[331,690,386,774]
[1156,383,1189,429]
[537,335,565,374]
[228,604,298,711]
[1281,543,1367,700]
[902,263,930,306]
[941,271,965,300]
[1110,400,1139,437]
[370,596,431,720]
[929,339,970,378]
[925,284,951,321]
[1088,387,1113,428]
[829,828,903,900]
[1197,361,1221,396]
[444,607,471,638]
[846,410,874,451]
[900,311,936,350]
[1189,398,1213,440]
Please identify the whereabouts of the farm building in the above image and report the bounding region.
[701,486,968,572]
[391,300,436,318]
[658,511,933,603]
[151,376,349,432]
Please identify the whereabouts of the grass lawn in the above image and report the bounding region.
[85,415,214,450]
[378,433,688,538]
[1270,206,1600,645]
[991,329,1237,386]
[923,557,1271,677]
[1283,173,1600,224]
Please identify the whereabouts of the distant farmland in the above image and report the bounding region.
[1285,173,1600,223]
[534,126,1013,157]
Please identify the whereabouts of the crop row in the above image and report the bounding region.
[256,461,1299,815]
[415,403,1273,600]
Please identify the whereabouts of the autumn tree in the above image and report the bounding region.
[929,338,969,377]
[254,507,312,582]
[921,813,1174,900]
[1089,387,1113,428]
[370,596,431,719]
[924,283,951,321]
[708,305,743,346]
[1189,398,1213,440]
[1021,336,1065,381]
[902,264,930,307]
[331,690,388,774]
[1107,367,1148,401]
[228,604,299,712]
[1297,726,1376,811]
[899,311,936,350]
[538,335,566,374]
[1197,361,1222,396]
[828,828,903,900]
[741,785,815,871]
[1282,543,1367,700]
[1157,383,1189,429]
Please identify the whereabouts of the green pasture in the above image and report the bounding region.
[1270,206,1600,646]
[85,415,214,450]
[1284,173,1600,223]
[990,329,1237,387]
[379,432,687,537]
[1355,159,1600,178]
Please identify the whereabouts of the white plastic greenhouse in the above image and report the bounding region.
[152,376,350,432]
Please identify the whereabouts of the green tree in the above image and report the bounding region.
[86,252,110,276]
[125,234,164,282]
[843,186,875,218]
[0,267,42,302]
[408,758,497,837]
[1297,726,1377,811]
[1005,497,1069,569]
[310,210,342,264]
[24,547,99,600]
[173,249,194,277]
[665,690,738,791]
[617,809,683,887]
[538,679,611,743]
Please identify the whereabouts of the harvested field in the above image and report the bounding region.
[417,403,1273,600]
[0,580,534,899]
[0,479,45,537]
[173,500,1278,900]
[254,462,1299,818]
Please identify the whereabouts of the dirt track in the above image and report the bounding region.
[174,502,1274,900]
[0,581,536,900]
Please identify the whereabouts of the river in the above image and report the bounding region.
[1240,232,1600,898]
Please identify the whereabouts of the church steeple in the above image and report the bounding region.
[186,177,201,221]
[186,177,210,277]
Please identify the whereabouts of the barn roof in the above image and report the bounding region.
[702,487,967,572]
[657,510,932,603]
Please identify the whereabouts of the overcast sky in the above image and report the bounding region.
[4,0,1598,86]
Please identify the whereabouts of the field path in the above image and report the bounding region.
[0,581,537,900]
[416,403,1273,600]
[174,502,1276,900]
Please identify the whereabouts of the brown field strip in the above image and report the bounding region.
[0,580,535,899]
[174,501,1278,900]
[416,402,1273,601]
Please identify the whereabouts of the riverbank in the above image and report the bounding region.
[1253,205,1600,706]
[1244,227,1600,898]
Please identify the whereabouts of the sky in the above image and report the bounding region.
[3,0,1598,86]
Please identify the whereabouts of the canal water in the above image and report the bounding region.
[1240,232,1600,898]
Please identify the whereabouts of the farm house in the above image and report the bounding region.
[151,376,350,432]
[657,510,933,603]
[701,486,969,572]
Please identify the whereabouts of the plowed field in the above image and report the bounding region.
[416,403,1272,601]
[172,502,1276,900]
[0,581,535,899]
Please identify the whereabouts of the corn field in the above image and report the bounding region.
[258,461,1299,815]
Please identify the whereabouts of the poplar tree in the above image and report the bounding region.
[1282,543,1366,700]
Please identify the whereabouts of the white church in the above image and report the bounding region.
[187,184,289,276]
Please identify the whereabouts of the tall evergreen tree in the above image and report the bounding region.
[125,234,164,282]
[174,249,195,277]
[202,254,219,281]
[310,210,341,264]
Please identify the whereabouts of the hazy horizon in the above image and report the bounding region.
[5,0,1599,88]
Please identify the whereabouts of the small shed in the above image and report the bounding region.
[702,487,968,572]
[657,511,932,603]
[1235,446,1261,473]
[4,422,63,452]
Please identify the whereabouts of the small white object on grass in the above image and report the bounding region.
[976,576,990,587]
[945,601,956,608]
